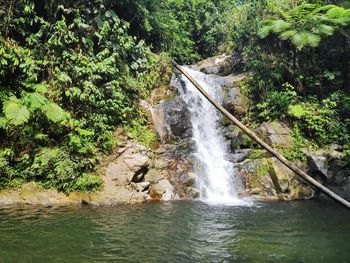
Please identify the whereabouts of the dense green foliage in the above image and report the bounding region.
[0,0,349,192]
[0,0,168,192]
[106,0,231,63]
[225,0,350,159]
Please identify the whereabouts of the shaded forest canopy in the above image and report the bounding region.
[0,0,349,192]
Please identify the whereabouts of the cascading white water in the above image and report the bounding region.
[176,67,247,205]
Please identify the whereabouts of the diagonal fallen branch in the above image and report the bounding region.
[173,61,350,210]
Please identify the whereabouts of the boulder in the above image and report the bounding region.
[255,122,293,147]
[193,54,243,76]
[234,157,315,200]
[222,87,248,116]
[123,153,150,183]
[144,169,164,184]
[148,178,174,200]
[227,149,252,163]
[90,186,148,206]
[307,154,328,178]
[185,187,200,199]
[152,98,191,143]
[104,140,151,186]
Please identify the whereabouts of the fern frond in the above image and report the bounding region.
[3,98,30,126]
[314,24,334,36]
[23,92,48,111]
[279,30,297,40]
[271,19,292,33]
[42,102,67,123]
[258,24,274,38]
[291,31,320,49]
[267,1,292,21]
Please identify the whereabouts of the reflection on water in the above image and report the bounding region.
[0,200,350,262]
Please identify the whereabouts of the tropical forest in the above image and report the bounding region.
[1,0,350,262]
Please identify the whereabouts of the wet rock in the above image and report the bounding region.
[228,149,252,163]
[193,54,241,76]
[148,179,174,200]
[230,131,259,150]
[185,187,200,199]
[152,98,191,143]
[179,172,196,187]
[234,157,315,200]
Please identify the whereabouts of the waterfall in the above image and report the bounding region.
[176,67,248,205]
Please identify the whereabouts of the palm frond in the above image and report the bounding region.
[291,31,320,49]
[271,19,292,33]
[258,22,274,38]
[3,98,30,126]
[315,24,334,36]
[279,29,297,40]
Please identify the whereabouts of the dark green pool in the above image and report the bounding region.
[1,200,349,262]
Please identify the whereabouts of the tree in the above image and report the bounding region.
[258,3,350,49]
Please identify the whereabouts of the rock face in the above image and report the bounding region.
[193,54,244,76]
[152,98,191,143]
[255,122,293,147]
[0,135,178,206]
[304,146,350,200]
[224,120,316,200]
[235,157,315,200]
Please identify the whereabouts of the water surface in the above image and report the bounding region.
[1,200,349,262]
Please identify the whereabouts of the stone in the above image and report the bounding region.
[228,149,252,163]
[234,157,315,200]
[144,169,164,184]
[148,179,174,200]
[222,87,248,115]
[268,157,291,193]
[307,154,328,178]
[185,187,200,198]
[192,54,241,76]
[105,148,150,186]
[179,172,196,187]
[255,122,293,147]
[90,186,147,206]
[130,182,150,192]
[152,98,191,143]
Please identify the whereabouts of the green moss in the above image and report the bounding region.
[256,164,269,177]
[248,150,267,159]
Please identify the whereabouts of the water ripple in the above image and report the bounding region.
[0,200,350,262]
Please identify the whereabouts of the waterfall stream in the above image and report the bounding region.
[176,67,248,205]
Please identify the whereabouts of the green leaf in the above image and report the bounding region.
[271,20,292,33]
[33,83,48,94]
[258,24,274,38]
[0,117,7,129]
[23,92,48,111]
[288,104,307,118]
[291,31,321,49]
[77,128,94,137]
[42,103,66,123]
[3,98,30,126]
[279,30,297,40]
